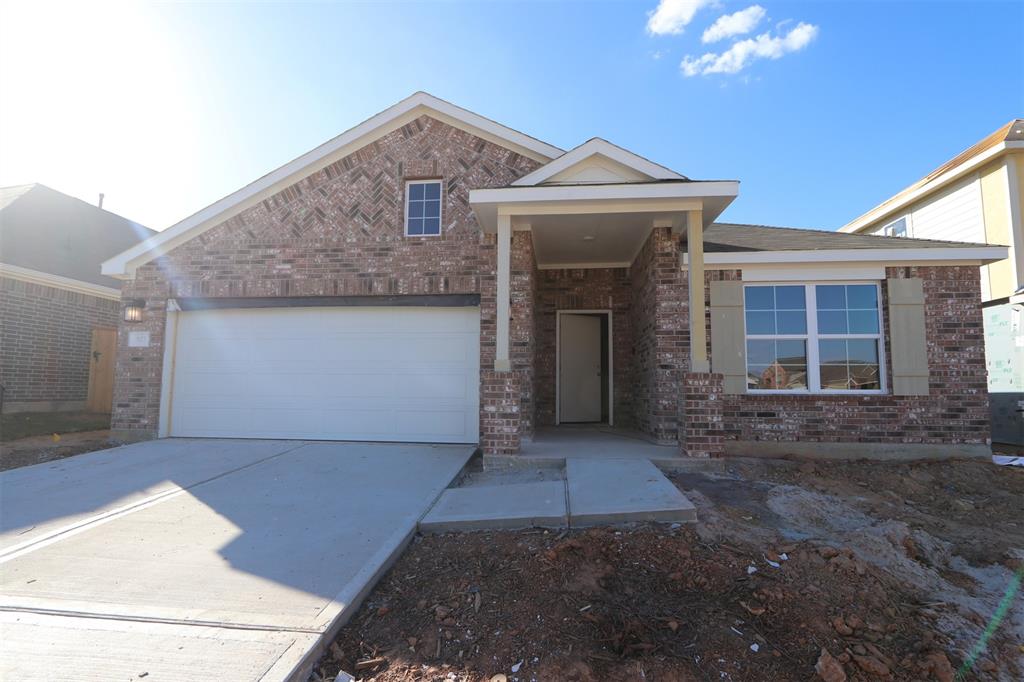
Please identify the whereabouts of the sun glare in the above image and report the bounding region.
[0,1,200,228]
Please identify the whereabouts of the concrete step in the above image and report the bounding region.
[420,480,568,532]
[566,458,697,526]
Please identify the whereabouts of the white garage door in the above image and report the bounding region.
[167,306,480,443]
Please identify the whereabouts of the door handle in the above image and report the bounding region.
[93,351,102,362]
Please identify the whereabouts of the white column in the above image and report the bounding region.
[495,213,512,371]
[687,208,709,373]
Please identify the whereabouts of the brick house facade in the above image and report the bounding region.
[0,277,119,410]
[102,93,1003,459]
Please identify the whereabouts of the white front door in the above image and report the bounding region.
[167,306,480,443]
[559,313,603,422]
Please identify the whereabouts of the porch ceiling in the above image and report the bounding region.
[529,212,656,269]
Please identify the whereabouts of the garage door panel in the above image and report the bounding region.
[168,307,480,443]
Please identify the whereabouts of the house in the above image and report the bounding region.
[840,120,1024,445]
[100,93,1007,459]
[0,184,155,414]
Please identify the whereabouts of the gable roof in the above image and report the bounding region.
[511,138,686,187]
[102,92,564,278]
[841,118,1024,233]
[0,184,154,288]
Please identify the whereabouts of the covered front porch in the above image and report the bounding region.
[470,143,739,458]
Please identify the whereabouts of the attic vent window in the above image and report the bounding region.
[882,217,908,238]
[405,180,442,237]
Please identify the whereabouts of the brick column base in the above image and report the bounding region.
[481,370,521,455]
[680,372,724,458]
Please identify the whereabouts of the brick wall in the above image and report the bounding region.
[533,267,633,428]
[0,276,119,410]
[480,370,522,455]
[511,231,536,438]
[629,228,688,442]
[111,115,541,437]
[707,265,990,445]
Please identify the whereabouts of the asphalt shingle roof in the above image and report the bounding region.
[704,222,995,253]
[0,184,154,288]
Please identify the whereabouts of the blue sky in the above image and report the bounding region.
[1,1,1021,231]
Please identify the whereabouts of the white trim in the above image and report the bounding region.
[0,263,121,300]
[1005,155,1024,288]
[102,92,563,278]
[473,181,738,206]
[683,246,1008,267]
[740,264,886,282]
[403,179,443,237]
[743,282,887,395]
[158,307,180,438]
[537,261,633,270]
[840,141,1024,233]
[555,310,614,426]
[511,138,685,187]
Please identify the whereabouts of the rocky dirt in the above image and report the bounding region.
[0,429,112,471]
[312,458,1023,682]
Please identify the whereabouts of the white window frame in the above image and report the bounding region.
[404,179,443,237]
[743,281,887,395]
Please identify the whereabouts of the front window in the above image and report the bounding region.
[405,179,442,236]
[745,283,884,393]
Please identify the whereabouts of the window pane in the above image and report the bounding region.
[747,365,769,390]
[746,339,775,365]
[848,310,879,334]
[407,218,423,235]
[776,339,806,363]
[775,286,806,310]
[424,199,440,218]
[819,339,847,364]
[745,286,774,310]
[846,285,878,310]
[408,201,424,218]
[423,217,441,234]
[847,339,879,365]
[817,310,848,334]
[780,365,808,389]
[816,285,846,310]
[745,311,775,335]
[424,182,441,200]
[776,310,807,335]
[409,183,424,200]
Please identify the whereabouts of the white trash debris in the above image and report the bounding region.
[749,643,759,652]
[511,660,523,673]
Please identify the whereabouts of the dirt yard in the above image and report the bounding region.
[0,429,112,471]
[312,457,1023,682]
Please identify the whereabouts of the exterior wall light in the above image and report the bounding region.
[123,299,146,323]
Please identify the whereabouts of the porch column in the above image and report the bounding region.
[686,208,709,373]
[495,212,512,371]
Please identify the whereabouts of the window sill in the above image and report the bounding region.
[745,389,888,396]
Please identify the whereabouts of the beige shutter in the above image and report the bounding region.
[710,281,747,393]
[886,278,930,395]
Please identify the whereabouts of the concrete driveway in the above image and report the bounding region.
[0,438,472,681]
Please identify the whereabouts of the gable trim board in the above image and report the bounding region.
[102,92,563,279]
[0,263,121,300]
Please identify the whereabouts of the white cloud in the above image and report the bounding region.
[646,0,717,36]
[701,5,767,44]
[681,22,819,76]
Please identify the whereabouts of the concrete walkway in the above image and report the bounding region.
[420,457,696,532]
[0,439,472,681]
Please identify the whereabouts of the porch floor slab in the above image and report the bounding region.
[420,480,568,532]
[566,458,697,526]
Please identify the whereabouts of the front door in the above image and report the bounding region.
[86,327,117,413]
[559,313,603,422]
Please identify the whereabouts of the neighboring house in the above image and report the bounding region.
[0,184,154,414]
[101,92,1006,459]
[840,120,1024,445]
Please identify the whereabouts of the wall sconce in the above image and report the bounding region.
[123,299,146,323]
